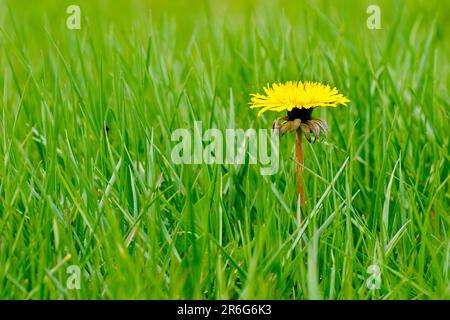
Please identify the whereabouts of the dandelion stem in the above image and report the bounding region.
[295,128,306,207]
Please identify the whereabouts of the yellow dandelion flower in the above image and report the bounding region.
[250,81,349,117]
[249,81,350,207]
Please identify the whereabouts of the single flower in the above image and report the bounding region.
[250,81,349,207]
[250,81,349,141]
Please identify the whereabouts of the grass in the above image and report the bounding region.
[0,0,449,299]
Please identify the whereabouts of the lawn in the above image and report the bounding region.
[0,0,448,299]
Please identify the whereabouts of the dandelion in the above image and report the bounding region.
[250,81,349,207]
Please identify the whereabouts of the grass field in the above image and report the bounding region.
[0,0,449,299]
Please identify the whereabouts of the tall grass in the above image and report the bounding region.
[0,0,448,299]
